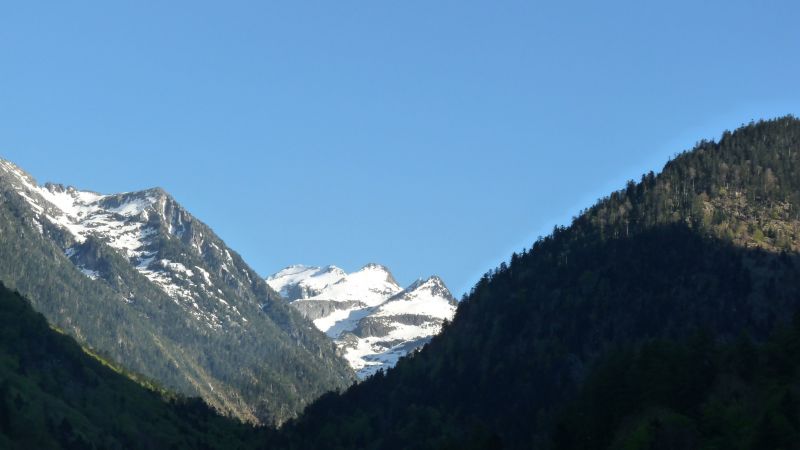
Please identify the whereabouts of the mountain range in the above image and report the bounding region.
[271,116,800,448]
[0,159,353,424]
[267,264,457,378]
[3,117,800,448]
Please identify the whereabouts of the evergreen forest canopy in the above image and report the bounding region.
[1,116,800,449]
[267,116,800,448]
[0,283,262,449]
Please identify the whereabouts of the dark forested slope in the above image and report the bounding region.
[270,117,800,449]
[0,283,262,450]
[553,318,800,450]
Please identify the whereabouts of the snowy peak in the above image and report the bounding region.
[354,263,400,288]
[267,264,347,300]
[268,265,323,286]
[266,262,402,305]
[0,157,354,422]
[0,158,279,330]
[374,276,456,323]
[0,159,36,187]
[396,276,457,305]
[359,262,393,274]
[268,263,457,378]
[317,263,403,305]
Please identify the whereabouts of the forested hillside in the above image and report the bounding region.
[553,318,800,449]
[268,117,800,449]
[0,164,353,424]
[0,283,262,450]
[3,117,800,449]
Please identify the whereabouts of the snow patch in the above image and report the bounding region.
[107,197,156,216]
[79,267,100,280]
[271,264,457,378]
[0,159,250,331]
[159,259,194,277]
[267,264,348,299]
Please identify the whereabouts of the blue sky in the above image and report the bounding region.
[1,1,798,296]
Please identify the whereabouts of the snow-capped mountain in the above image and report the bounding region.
[267,264,458,378]
[2,161,262,330]
[0,158,352,424]
[267,264,349,300]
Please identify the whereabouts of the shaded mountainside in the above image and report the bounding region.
[268,264,457,378]
[267,117,800,448]
[553,319,800,450]
[0,283,262,450]
[0,161,353,424]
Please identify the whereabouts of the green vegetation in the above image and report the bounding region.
[274,226,800,449]
[265,116,800,448]
[0,181,353,424]
[3,117,800,448]
[0,283,262,450]
[554,321,800,450]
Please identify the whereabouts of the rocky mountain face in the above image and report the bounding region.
[0,159,354,424]
[267,264,457,378]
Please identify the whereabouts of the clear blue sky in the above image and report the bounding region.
[1,1,798,296]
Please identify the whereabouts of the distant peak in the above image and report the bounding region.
[0,159,37,184]
[360,262,389,271]
[43,182,68,192]
[358,263,399,286]
[404,277,426,291]
[147,186,168,195]
[406,275,445,290]
[138,187,169,200]
[43,182,104,199]
[0,158,24,173]
[402,275,456,304]
[42,183,76,196]
[270,264,319,278]
[0,158,160,205]
[427,275,445,284]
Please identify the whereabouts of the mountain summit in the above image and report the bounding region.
[0,159,353,424]
[267,264,457,378]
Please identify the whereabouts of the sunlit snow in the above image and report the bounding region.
[0,159,243,331]
[268,264,458,378]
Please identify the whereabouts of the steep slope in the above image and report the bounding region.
[0,282,261,450]
[271,117,800,448]
[0,160,353,424]
[268,264,457,378]
[553,321,800,450]
[337,276,457,378]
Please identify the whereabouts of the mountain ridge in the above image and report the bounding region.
[0,158,354,424]
[267,264,457,378]
[3,117,800,448]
